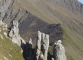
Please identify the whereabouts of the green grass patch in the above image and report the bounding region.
[0,26,24,60]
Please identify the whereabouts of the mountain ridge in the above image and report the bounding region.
[0,0,83,60]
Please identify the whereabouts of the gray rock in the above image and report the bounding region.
[37,31,42,50]
[0,19,3,26]
[0,0,11,18]
[36,31,42,60]
[0,15,8,30]
[53,40,67,60]
[9,20,26,46]
[29,38,32,45]
[42,33,49,60]
[36,31,49,60]
[0,0,10,30]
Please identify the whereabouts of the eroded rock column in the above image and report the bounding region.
[36,31,42,60]
[42,33,49,60]
[53,40,67,60]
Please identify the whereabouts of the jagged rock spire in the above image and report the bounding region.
[0,16,7,30]
[42,33,49,60]
[36,31,42,60]
[53,40,67,60]
[36,31,49,60]
[0,11,7,30]
[38,31,42,50]
[9,20,26,46]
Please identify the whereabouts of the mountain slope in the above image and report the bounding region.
[1,0,83,60]
[0,26,24,60]
[16,0,83,60]
[62,25,83,60]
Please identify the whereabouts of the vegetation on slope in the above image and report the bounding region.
[2,0,83,60]
[62,24,83,60]
[0,26,24,60]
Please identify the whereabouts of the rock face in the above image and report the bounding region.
[0,0,11,19]
[36,31,49,60]
[0,11,7,30]
[9,20,26,46]
[22,31,66,60]
[53,40,67,60]
[0,0,11,29]
[36,31,42,60]
[9,30,67,60]
[42,33,49,60]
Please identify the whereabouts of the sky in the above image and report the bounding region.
[78,0,83,4]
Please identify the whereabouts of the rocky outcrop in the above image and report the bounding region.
[42,33,49,60]
[0,0,82,60]
[0,0,11,30]
[0,0,11,19]
[9,20,26,46]
[52,58,54,60]
[48,0,83,13]
[0,15,7,30]
[23,31,66,60]
[53,40,67,60]
[36,31,49,60]
[0,11,7,30]
[36,31,42,60]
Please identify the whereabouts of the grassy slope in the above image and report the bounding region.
[0,26,24,60]
[19,0,83,60]
[62,24,83,60]
[3,0,83,60]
